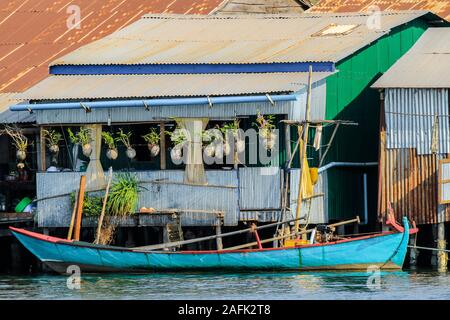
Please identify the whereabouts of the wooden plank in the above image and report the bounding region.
[160,122,166,170]
[73,175,86,241]
[39,126,46,172]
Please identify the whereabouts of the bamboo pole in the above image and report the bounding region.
[133,215,308,251]
[294,65,313,234]
[225,217,360,251]
[73,175,86,241]
[94,167,113,245]
[133,216,360,252]
[67,190,78,240]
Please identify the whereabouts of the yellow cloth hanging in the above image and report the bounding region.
[299,139,314,199]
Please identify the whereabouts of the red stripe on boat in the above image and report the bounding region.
[9,227,73,244]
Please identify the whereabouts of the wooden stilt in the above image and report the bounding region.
[437,222,448,272]
[215,217,223,250]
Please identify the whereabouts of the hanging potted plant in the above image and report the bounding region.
[166,126,187,162]
[255,112,277,150]
[202,129,219,158]
[42,129,62,154]
[142,128,161,157]
[116,128,136,159]
[101,131,118,160]
[67,127,93,157]
[220,119,244,154]
[0,125,29,163]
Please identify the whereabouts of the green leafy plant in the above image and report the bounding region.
[67,127,92,145]
[0,125,29,152]
[142,128,160,145]
[166,126,188,146]
[116,128,133,149]
[101,131,117,149]
[70,192,103,217]
[254,111,276,131]
[42,129,62,146]
[220,119,241,138]
[107,173,144,217]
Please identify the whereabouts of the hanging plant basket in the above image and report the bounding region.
[49,144,60,154]
[148,144,160,157]
[222,142,231,156]
[106,148,118,160]
[17,162,25,169]
[204,144,216,158]
[82,143,92,157]
[170,146,183,162]
[43,129,62,155]
[142,128,161,158]
[126,147,136,159]
[236,139,245,153]
[16,150,27,161]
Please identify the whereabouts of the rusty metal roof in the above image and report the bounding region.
[15,72,333,101]
[0,0,223,93]
[309,0,450,22]
[50,11,429,66]
[372,28,450,88]
[211,0,309,15]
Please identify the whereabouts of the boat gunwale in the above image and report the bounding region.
[9,226,409,255]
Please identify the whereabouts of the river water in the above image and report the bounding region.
[0,270,449,300]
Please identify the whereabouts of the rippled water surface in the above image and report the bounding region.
[1,270,449,300]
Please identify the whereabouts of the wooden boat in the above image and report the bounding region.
[9,216,417,273]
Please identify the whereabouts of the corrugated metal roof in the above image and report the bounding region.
[372,28,450,88]
[309,0,450,22]
[15,72,332,101]
[50,11,428,66]
[211,0,309,15]
[0,0,223,93]
[0,92,34,123]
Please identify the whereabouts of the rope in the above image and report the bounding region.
[408,245,450,253]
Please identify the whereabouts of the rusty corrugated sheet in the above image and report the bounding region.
[309,0,450,22]
[378,148,450,225]
[16,72,333,100]
[50,11,427,66]
[373,29,450,89]
[0,0,223,93]
[212,0,308,15]
[378,88,450,225]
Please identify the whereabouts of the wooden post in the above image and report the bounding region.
[437,222,448,272]
[215,216,223,250]
[409,234,419,270]
[39,126,46,172]
[73,175,86,241]
[294,65,313,234]
[160,122,166,170]
[67,190,78,240]
[94,167,113,244]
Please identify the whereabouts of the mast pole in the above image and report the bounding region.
[294,65,313,234]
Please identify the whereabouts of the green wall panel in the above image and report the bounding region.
[324,19,428,221]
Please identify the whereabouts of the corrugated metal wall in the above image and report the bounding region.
[37,168,311,227]
[379,148,450,225]
[385,88,450,155]
[238,167,281,210]
[37,170,239,227]
[379,88,450,225]
[324,20,428,221]
[36,100,294,124]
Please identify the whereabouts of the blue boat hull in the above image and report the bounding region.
[10,218,410,273]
